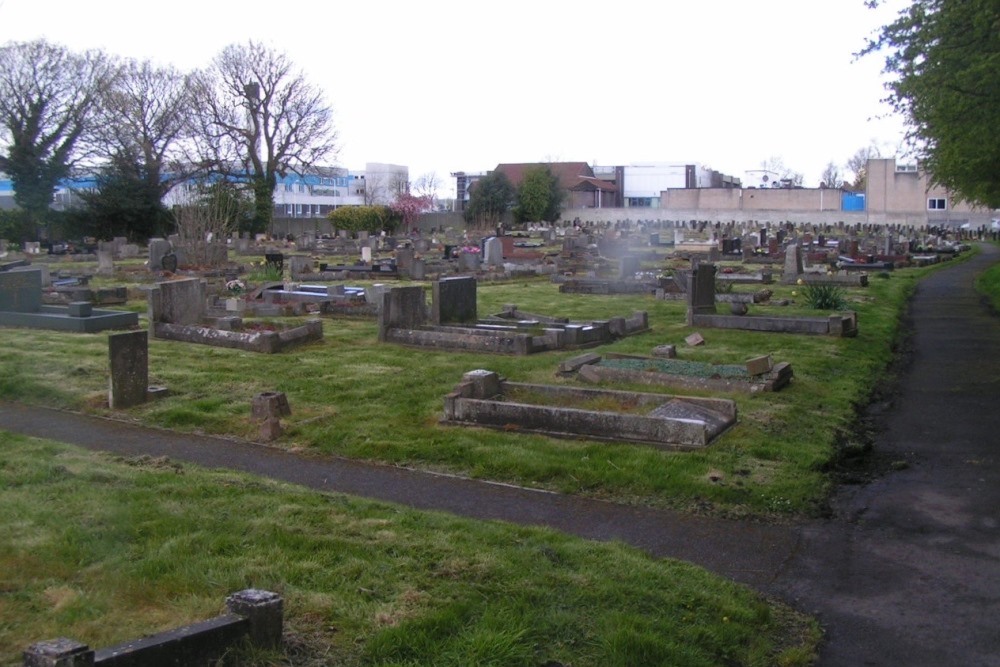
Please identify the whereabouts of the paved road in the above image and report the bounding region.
[768,243,1000,666]
[2,244,998,666]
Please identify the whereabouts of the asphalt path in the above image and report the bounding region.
[2,243,998,666]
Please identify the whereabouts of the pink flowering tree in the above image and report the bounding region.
[389,192,433,233]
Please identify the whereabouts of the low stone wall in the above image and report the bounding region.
[442,370,736,450]
[23,590,282,667]
[689,311,857,337]
[153,319,323,353]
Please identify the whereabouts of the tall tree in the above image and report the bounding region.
[73,156,174,241]
[515,165,563,223]
[191,40,338,233]
[463,171,515,228]
[0,39,114,233]
[94,59,194,207]
[862,0,1000,206]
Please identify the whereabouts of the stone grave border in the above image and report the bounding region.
[687,264,858,337]
[558,352,794,394]
[441,369,737,450]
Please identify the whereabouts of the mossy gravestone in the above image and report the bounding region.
[109,330,148,409]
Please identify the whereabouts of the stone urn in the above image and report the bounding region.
[730,301,749,316]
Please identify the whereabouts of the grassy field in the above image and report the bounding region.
[0,250,970,518]
[0,431,819,666]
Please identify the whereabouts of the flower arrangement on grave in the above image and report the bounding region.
[458,245,480,255]
[226,279,246,295]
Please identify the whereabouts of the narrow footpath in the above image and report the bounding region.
[2,244,998,666]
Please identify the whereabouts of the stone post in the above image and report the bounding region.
[22,638,94,667]
[225,589,283,649]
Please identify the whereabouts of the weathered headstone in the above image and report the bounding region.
[361,246,373,263]
[109,330,149,409]
[782,243,803,283]
[483,237,503,268]
[0,269,43,312]
[148,238,171,270]
[619,255,641,279]
[433,276,477,325]
[96,250,114,276]
[378,285,427,341]
[148,277,205,325]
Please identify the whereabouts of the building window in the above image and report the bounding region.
[928,198,947,210]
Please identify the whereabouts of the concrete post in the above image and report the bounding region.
[22,638,94,667]
[225,589,283,649]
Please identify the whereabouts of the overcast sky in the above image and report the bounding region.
[0,0,911,195]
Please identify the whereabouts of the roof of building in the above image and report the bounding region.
[493,162,614,192]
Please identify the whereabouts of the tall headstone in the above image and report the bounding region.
[96,249,114,276]
[483,237,504,268]
[108,330,149,409]
[686,263,717,325]
[433,276,477,325]
[782,243,804,283]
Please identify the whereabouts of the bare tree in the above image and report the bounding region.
[0,39,115,231]
[820,161,843,189]
[95,59,194,201]
[190,40,338,233]
[413,171,441,207]
[846,144,882,190]
[362,172,384,206]
[171,183,242,267]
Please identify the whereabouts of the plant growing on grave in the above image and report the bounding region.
[801,284,847,310]
[714,279,734,294]
[246,261,282,283]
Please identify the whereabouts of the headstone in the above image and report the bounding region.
[148,277,205,325]
[361,246,373,263]
[783,243,803,283]
[685,332,705,346]
[619,255,640,279]
[24,241,41,254]
[433,276,477,325]
[378,285,427,341]
[160,252,178,273]
[148,238,171,270]
[264,253,284,273]
[0,268,43,312]
[745,354,774,376]
[458,251,481,272]
[687,263,717,316]
[410,258,426,280]
[96,250,114,276]
[396,248,414,274]
[483,237,503,268]
[651,344,677,358]
[289,255,312,276]
[109,330,149,409]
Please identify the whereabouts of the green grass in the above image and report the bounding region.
[0,250,973,519]
[974,242,1000,312]
[0,431,820,666]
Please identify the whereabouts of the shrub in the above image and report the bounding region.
[802,284,847,310]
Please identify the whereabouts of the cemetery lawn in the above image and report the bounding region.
[0,255,971,518]
[975,242,1000,312]
[0,431,820,666]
